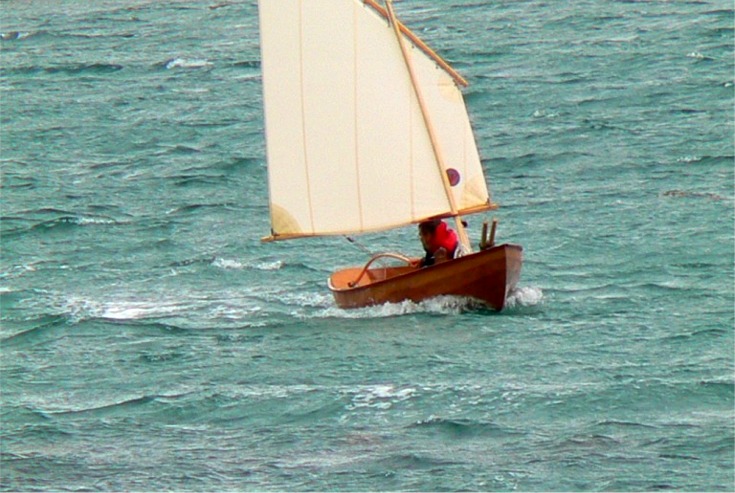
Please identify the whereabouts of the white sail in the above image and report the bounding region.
[259,0,493,240]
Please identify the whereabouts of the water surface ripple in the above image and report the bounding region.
[1,1,733,491]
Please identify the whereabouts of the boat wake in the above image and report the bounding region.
[315,295,488,319]
[315,287,544,319]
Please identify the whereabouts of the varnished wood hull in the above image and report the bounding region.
[328,244,522,311]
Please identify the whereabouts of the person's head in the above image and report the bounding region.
[418,219,442,250]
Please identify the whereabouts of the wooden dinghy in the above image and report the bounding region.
[329,244,523,310]
[258,0,524,310]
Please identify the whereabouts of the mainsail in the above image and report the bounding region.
[259,0,494,241]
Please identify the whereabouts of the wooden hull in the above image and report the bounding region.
[328,244,522,311]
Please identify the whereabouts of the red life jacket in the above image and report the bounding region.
[429,221,459,258]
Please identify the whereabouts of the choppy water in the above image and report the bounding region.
[1,1,733,491]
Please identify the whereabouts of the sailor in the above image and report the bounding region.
[417,219,459,267]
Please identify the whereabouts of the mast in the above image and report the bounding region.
[384,0,472,252]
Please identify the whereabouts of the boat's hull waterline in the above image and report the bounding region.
[328,244,522,310]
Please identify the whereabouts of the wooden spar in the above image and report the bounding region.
[259,202,497,243]
[488,217,498,247]
[480,220,489,249]
[363,0,468,88]
[384,0,472,253]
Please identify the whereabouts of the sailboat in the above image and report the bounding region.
[258,0,523,310]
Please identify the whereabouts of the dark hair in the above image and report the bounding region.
[419,219,441,235]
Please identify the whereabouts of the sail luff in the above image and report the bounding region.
[384,0,472,252]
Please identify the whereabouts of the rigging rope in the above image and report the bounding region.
[344,236,373,256]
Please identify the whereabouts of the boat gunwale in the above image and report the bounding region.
[327,243,522,293]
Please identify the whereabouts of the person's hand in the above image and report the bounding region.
[434,247,449,263]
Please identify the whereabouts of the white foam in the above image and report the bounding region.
[211,258,283,271]
[347,384,417,410]
[211,258,244,270]
[315,295,476,319]
[677,155,702,163]
[101,301,184,320]
[505,286,544,309]
[73,216,119,225]
[165,58,212,69]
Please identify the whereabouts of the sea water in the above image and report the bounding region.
[1,1,733,491]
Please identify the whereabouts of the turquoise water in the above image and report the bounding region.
[1,1,733,491]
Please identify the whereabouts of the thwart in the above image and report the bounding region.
[257,0,523,310]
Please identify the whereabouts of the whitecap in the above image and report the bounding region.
[164,57,212,69]
[505,286,544,309]
[211,258,283,271]
[101,301,185,321]
[73,216,120,225]
[346,384,417,410]
[211,258,244,270]
[533,109,557,119]
[255,260,283,271]
[58,295,187,323]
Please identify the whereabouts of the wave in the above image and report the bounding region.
[1,30,136,42]
[0,263,38,282]
[1,212,125,238]
[686,51,716,62]
[314,295,485,319]
[674,153,735,167]
[0,315,68,348]
[346,384,417,411]
[211,258,284,271]
[3,63,125,75]
[1,31,40,41]
[162,57,212,70]
[155,143,205,155]
[96,301,189,321]
[410,416,523,438]
[231,60,261,69]
[594,419,659,430]
[30,215,123,231]
[661,189,728,201]
[172,174,226,187]
[58,292,267,328]
[164,202,236,215]
[374,452,462,469]
[662,327,729,342]
[28,392,199,418]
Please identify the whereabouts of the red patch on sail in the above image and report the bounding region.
[446,168,460,187]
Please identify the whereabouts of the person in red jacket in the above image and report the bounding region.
[417,219,459,267]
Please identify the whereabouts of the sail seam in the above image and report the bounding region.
[353,2,364,231]
[298,0,316,233]
[409,56,415,221]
